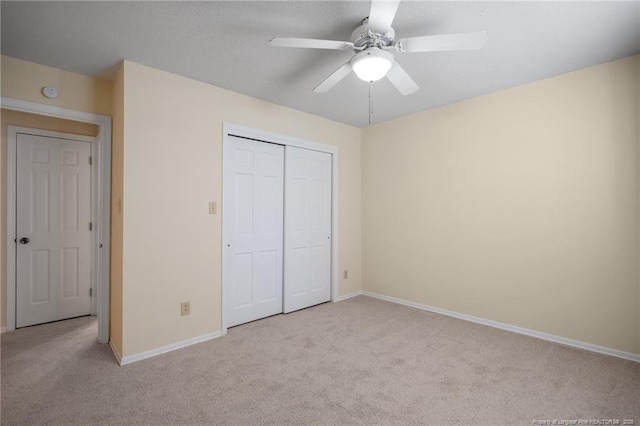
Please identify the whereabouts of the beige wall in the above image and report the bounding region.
[362,55,640,355]
[117,61,361,357]
[1,56,112,116]
[109,64,124,354]
[0,109,98,328]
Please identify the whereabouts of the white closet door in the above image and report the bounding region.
[16,133,92,328]
[284,146,332,313]
[224,137,284,328]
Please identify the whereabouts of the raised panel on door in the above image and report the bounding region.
[224,137,284,328]
[284,146,332,313]
[16,133,92,328]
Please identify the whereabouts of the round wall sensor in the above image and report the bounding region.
[42,86,58,99]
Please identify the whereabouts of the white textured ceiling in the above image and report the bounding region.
[2,1,639,127]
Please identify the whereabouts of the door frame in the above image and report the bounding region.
[2,97,111,344]
[221,122,338,336]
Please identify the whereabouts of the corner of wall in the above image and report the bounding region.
[636,53,640,355]
[336,124,364,297]
[109,61,124,354]
[0,103,5,331]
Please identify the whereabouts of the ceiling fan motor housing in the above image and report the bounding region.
[351,20,395,49]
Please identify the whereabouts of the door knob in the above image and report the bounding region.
[19,237,30,244]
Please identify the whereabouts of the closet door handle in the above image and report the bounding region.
[19,237,30,244]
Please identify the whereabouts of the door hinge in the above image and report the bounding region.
[90,288,93,297]
[89,156,92,165]
[89,222,93,231]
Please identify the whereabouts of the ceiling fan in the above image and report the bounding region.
[270,0,488,95]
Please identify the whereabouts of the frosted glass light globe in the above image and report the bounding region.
[351,48,394,82]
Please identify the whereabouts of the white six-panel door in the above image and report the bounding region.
[16,133,92,328]
[223,137,285,327]
[284,146,332,313]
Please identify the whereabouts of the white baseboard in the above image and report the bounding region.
[362,291,640,363]
[0,327,6,334]
[116,331,223,366]
[335,290,362,302]
[109,340,123,365]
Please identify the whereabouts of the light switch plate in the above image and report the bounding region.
[209,201,217,215]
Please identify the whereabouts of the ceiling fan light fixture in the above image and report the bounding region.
[351,48,394,82]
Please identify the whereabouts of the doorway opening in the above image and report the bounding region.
[2,99,111,343]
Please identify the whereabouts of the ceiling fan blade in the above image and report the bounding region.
[368,0,401,34]
[386,62,419,95]
[313,62,353,93]
[396,31,488,53]
[270,37,353,50]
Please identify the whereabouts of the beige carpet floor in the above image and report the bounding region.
[1,296,639,425]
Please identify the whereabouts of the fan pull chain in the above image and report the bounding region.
[369,82,373,125]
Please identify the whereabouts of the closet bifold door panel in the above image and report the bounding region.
[223,137,285,328]
[284,146,332,313]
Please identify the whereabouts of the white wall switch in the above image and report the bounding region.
[209,201,217,214]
